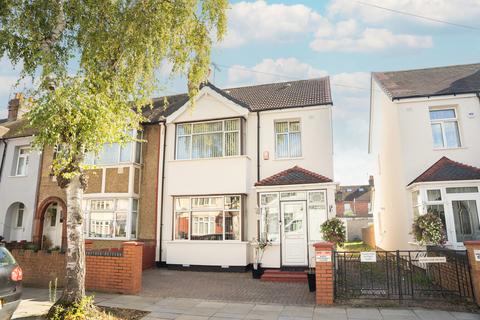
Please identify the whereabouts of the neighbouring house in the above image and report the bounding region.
[369,63,480,250]
[335,180,373,242]
[152,79,336,269]
[0,95,41,244]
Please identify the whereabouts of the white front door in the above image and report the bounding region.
[42,203,62,249]
[281,201,308,266]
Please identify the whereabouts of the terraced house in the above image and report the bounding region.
[0,78,336,270]
[370,63,480,250]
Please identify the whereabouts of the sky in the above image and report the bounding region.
[1,0,480,185]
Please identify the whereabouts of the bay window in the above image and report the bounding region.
[275,120,302,158]
[174,195,242,241]
[429,108,461,149]
[175,119,241,160]
[84,198,138,239]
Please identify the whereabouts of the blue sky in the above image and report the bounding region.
[1,0,479,184]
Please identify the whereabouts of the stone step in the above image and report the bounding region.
[260,269,309,283]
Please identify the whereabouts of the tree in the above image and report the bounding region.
[0,0,228,310]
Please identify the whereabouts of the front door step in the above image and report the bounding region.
[260,269,308,283]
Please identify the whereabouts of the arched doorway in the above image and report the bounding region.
[3,202,26,242]
[34,197,67,250]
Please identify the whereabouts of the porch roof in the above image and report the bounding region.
[408,157,480,186]
[254,166,333,187]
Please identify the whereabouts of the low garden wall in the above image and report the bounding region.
[11,241,143,294]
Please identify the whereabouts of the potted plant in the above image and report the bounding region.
[411,213,446,246]
[250,235,271,279]
[320,217,346,248]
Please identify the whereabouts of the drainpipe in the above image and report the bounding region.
[476,91,480,105]
[0,139,7,183]
[256,112,261,182]
[158,122,167,266]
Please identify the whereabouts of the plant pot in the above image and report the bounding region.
[307,272,316,292]
[252,264,264,279]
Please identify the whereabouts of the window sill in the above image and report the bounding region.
[433,146,467,151]
[168,240,247,244]
[170,155,251,162]
[273,157,304,161]
[8,175,28,178]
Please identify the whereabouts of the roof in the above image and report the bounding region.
[373,63,480,100]
[409,157,480,186]
[254,166,333,187]
[0,118,7,124]
[336,185,371,202]
[0,119,36,139]
[144,78,332,122]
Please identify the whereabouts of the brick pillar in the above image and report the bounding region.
[122,241,144,294]
[464,241,480,306]
[313,242,335,305]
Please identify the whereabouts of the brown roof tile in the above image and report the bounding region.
[409,157,480,186]
[255,166,333,187]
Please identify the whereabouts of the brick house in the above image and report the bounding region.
[335,182,373,217]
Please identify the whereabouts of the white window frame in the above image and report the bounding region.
[16,203,24,228]
[429,107,461,149]
[14,147,30,177]
[84,198,138,240]
[175,118,241,160]
[173,195,242,241]
[85,130,142,165]
[274,119,302,159]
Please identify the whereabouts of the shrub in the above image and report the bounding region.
[320,218,346,247]
[411,213,446,246]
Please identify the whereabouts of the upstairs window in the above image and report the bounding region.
[275,120,301,158]
[176,119,241,160]
[84,131,142,165]
[429,109,461,149]
[13,147,30,176]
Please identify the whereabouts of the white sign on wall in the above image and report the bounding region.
[360,252,377,263]
[474,250,480,262]
[316,251,332,263]
[418,257,447,264]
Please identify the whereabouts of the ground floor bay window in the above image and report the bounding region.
[83,198,139,240]
[410,183,480,247]
[174,195,243,241]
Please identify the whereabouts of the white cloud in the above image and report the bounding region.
[328,0,480,26]
[227,57,328,87]
[219,0,328,48]
[218,1,434,53]
[310,27,433,53]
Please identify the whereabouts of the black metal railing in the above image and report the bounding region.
[334,250,474,302]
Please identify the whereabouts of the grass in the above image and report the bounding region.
[338,241,373,252]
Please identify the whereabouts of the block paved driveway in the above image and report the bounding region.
[141,268,315,305]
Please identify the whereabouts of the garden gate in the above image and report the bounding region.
[334,248,474,302]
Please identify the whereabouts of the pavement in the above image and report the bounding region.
[12,287,480,320]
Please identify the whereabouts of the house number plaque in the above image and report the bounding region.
[418,257,447,263]
[315,251,332,262]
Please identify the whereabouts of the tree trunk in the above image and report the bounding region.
[58,174,86,304]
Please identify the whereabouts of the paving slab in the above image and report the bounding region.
[413,309,457,320]
[346,307,382,320]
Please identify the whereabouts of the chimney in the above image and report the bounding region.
[7,93,23,121]
[369,175,374,187]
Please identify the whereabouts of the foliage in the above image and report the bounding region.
[411,213,447,246]
[0,0,228,186]
[50,295,95,320]
[339,241,372,252]
[320,218,346,247]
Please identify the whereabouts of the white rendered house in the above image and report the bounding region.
[151,79,337,269]
[0,98,41,243]
[369,63,480,250]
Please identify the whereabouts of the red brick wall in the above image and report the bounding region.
[314,242,334,305]
[142,242,156,270]
[11,241,143,294]
[336,200,370,217]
